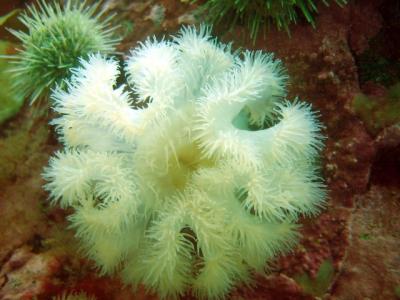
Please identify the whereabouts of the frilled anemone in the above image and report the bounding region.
[44,26,325,299]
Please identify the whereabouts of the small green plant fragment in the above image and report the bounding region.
[5,0,120,103]
[359,233,372,240]
[0,40,23,125]
[352,83,400,136]
[294,259,335,297]
[119,20,134,39]
[196,0,347,41]
[395,286,400,298]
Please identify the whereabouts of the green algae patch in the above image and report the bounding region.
[395,286,400,298]
[352,83,400,136]
[0,40,24,125]
[294,259,335,297]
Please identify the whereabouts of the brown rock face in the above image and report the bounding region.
[1,0,399,299]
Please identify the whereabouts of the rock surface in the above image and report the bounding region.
[0,0,399,299]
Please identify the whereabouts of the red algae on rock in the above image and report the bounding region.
[330,185,400,299]
[0,0,399,299]
[0,246,62,300]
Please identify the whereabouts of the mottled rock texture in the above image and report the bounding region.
[0,0,399,299]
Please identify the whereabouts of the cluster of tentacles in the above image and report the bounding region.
[44,26,325,299]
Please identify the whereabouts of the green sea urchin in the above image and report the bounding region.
[198,0,347,41]
[53,292,95,300]
[6,0,120,102]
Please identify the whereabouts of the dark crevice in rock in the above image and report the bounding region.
[370,144,400,187]
[354,0,400,88]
